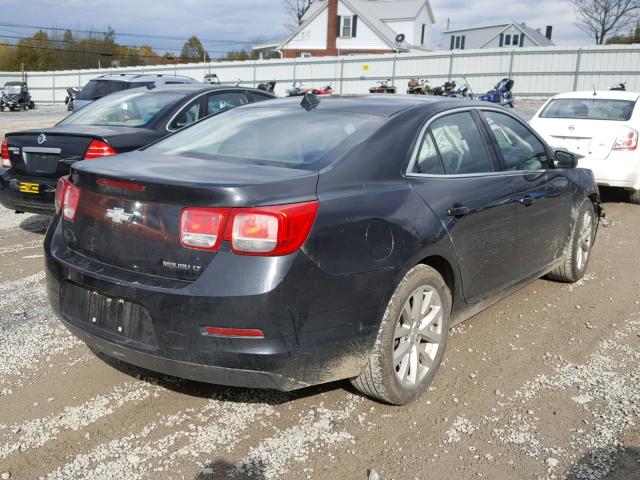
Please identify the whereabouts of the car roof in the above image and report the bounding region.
[93,74,197,83]
[104,83,274,97]
[551,90,640,102]
[242,94,462,117]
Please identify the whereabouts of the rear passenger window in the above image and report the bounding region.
[206,92,247,114]
[170,100,203,130]
[429,112,493,175]
[482,111,550,171]
[415,131,444,174]
[248,92,274,103]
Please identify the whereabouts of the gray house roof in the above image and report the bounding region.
[444,22,555,47]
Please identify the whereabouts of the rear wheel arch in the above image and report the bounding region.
[419,255,456,312]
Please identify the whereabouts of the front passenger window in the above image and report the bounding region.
[429,112,493,175]
[482,111,549,171]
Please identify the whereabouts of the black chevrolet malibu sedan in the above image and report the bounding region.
[0,84,274,215]
[45,95,600,405]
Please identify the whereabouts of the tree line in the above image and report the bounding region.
[0,29,216,71]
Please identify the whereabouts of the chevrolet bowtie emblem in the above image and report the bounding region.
[105,207,134,224]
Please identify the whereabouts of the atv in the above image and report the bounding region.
[0,81,34,112]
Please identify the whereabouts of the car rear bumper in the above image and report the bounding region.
[45,216,394,391]
[0,171,56,214]
[578,153,640,191]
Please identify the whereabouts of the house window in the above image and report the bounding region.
[421,24,426,45]
[505,34,512,46]
[451,35,465,50]
[512,34,519,46]
[341,16,352,38]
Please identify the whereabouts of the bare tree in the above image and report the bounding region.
[283,0,315,30]
[571,0,640,44]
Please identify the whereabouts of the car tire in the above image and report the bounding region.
[629,190,640,205]
[351,264,451,405]
[547,200,596,283]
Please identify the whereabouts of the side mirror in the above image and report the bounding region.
[554,150,577,169]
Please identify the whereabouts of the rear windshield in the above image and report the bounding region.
[77,80,130,100]
[60,91,185,128]
[147,107,385,168]
[540,98,635,121]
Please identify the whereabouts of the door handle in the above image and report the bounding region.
[520,195,535,207]
[447,206,470,217]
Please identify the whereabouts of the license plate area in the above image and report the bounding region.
[61,281,157,348]
[19,182,40,194]
[22,147,61,174]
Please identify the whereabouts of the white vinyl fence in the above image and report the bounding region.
[2,44,639,104]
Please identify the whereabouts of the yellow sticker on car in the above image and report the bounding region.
[19,182,40,194]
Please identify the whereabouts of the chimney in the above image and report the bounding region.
[545,25,553,40]
[327,0,338,54]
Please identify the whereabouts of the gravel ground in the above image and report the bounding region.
[0,101,639,480]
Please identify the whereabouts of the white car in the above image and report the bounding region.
[530,90,639,203]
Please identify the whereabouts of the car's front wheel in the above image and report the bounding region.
[547,200,596,283]
[351,264,450,405]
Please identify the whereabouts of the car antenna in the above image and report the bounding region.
[593,85,597,96]
[301,92,320,111]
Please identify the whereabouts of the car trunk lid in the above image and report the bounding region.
[63,154,319,280]
[6,125,147,177]
[532,118,627,160]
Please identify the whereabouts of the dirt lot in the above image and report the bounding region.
[0,104,639,480]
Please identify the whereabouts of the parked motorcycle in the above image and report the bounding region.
[407,79,432,95]
[309,85,333,95]
[369,79,397,94]
[64,87,79,111]
[431,80,457,97]
[447,76,474,100]
[610,82,626,91]
[257,81,276,93]
[480,78,515,108]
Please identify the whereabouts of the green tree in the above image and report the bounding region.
[180,36,210,63]
[607,22,640,43]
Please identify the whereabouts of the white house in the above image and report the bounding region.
[443,22,555,51]
[277,0,435,58]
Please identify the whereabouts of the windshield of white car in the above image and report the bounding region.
[540,99,635,121]
[59,91,185,127]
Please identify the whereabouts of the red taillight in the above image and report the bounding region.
[83,139,118,160]
[55,176,69,214]
[613,126,638,151]
[180,208,230,251]
[1,137,11,168]
[178,201,319,256]
[203,327,264,338]
[62,182,80,221]
[227,202,319,255]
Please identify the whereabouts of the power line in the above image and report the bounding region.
[0,22,282,47]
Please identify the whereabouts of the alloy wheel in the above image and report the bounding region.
[393,285,443,386]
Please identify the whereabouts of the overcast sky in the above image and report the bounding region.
[0,0,593,55]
